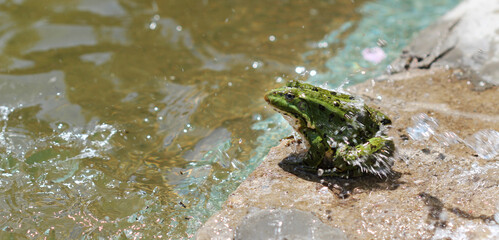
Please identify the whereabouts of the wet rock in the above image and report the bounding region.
[235,208,347,240]
[390,0,499,87]
[196,68,499,240]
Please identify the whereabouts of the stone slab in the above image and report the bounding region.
[196,68,498,239]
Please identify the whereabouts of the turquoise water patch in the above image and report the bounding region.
[310,0,461,87]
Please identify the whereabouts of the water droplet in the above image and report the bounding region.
[465,129,499,159]
[295,66,306,74]
[276,77,283,83]
[269,35,276,42]
[318,41,328,48]
[228,82,233,87]
[252,114,262,121]
[317,168,324,177]
[252,61,262,69]
[149,22,157,30]
[309,70,317,76]
[176,25,182,31]
[407,113,439,141]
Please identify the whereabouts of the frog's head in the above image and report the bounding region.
[264,81,317,130]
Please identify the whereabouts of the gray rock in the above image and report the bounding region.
[390,0,499,87]
[235,208,347,240]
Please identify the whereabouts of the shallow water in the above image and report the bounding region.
[0,0,459,238]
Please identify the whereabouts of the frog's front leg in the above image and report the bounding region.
[301,128,328,169]
[335,136,394,173]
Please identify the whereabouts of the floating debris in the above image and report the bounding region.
[362,47,387,64]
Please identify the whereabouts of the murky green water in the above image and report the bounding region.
[0,0,459,238]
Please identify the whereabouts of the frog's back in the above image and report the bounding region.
[287,81,354,104]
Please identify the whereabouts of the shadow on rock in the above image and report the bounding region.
[418,192,496,225]
[278,154,404,199]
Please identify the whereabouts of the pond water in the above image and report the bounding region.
[0,0,459,238]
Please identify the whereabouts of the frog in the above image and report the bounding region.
[264,81,394,178]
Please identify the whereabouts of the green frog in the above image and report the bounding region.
[264,81,394,178]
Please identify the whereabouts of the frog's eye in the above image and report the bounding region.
[285,93,295,101]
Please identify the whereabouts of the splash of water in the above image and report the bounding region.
[407,113,498,160]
